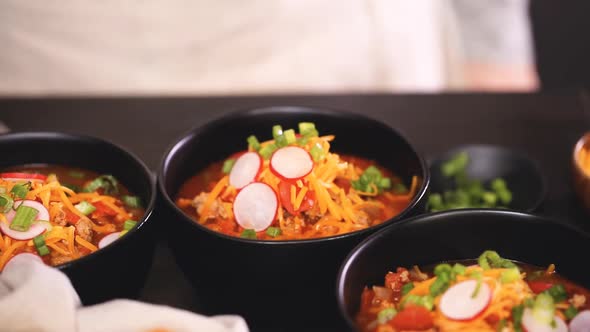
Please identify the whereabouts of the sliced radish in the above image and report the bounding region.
[270,146,313,181]
[233,182,278,232]
[5,200,51,221]
[1,172,47,182]
[439,280,492,321]
[0,222,49,240]
[0,200,51,240]
[521,308,567,332]
[570,310,590,332]
[98,232,121,249]
[229,152,263,189]
[3,252,43,272]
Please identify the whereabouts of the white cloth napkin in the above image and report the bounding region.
[0,255,249,332]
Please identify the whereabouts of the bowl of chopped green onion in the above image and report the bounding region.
[427,145,545,212]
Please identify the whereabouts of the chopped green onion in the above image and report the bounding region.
[0,193,14,213]
[9,205,38,232]
[542,284,568,303]
[272,125,283,139]
[297,136,310,146]
[351,165,391,194]
[470,271,483,298]
[478,250,517,270]
[497,189,513,205]
[283,129,296,144]
[496,319,507,332]
[222,158,236,174]
[33,234,45,248]
[119,230,128,237]
[266,227,281,237]
[401,282,414,296]
[564,305,579,320]
[259,143,278,160]
[275,134,289,148]
[68,171,85,179]
[0,187,6,194]
[512,304,525,332]
[298,122,316,136]
[62,183,81,193]
[123,220,137,231]
[441,152,468,177]
[75,201,96,215]
[392,182,408,194]
[37,245,50,256]
[524,297,535,308]
[83,175,119,195]
[122,195,142,208]
[427,193,444,211]
[378,178,392,190]
[240,229,257,239]
[429,276,450,297]
[452,263,467,276]
[532,293,555,324]
[247,135,261,151]
[500,267,521,284]
[377,308,397,324]
[430,267,452,297]
[482,191,498,205]
[434,263,452,276]
[491,178,507,192]
[309,143,325,162]
[10,183,31,199]
[402,294,434,311]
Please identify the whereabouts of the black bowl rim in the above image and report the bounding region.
[428,143,547,213]
[158,105,430,245]
[336,208,590,330]
[0,131,157,270]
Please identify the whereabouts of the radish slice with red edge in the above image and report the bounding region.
[0,172,47,182]
[521,308,567,332]
[233,182,278,232]
[570,310,590,332]
[270,146,313,181]
[439,280,492,321]
[6,200,51,221]
[98,232,121,249]
[229,152,263,189]
[0,200,51,240]
[3,252,43,272]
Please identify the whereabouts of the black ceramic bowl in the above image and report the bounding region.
[337,209,590,331]
[158,106,429,329]
[429,145,545,212]
[0,132,157,305]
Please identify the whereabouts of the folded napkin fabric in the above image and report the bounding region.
[0,254,249,332]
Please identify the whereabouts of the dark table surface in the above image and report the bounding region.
[1,92,589,330]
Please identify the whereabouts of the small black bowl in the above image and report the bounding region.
[337,209,590,331]
[429,145,545,212]
[0,132,157,305]
[158,106,429,329]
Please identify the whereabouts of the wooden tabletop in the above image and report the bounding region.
[1,92,588,330]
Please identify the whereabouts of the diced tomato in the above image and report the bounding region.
[385,268,409,291]
[277,181,315,215]
[389,305,434,330]
[64,209,81,224]
[359,287,375,312]
[528,281,553,294]
[1,172,47,181]
[92,201,117,217]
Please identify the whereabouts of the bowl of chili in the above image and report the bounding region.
[158,106,429,329]
[337,209,590,331]
[0,132,157,304]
